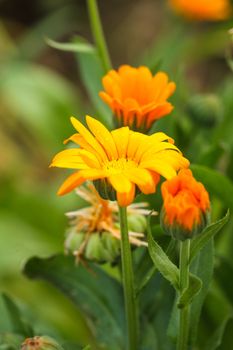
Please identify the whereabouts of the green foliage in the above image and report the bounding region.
[2,294,33,338]
[189,210,230,263]
[46,37,96,54]
[23,255,125,350]
[147,217,180,291]
[1,1,233,349]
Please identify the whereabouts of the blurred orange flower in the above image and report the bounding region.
[161,169,210,234]
[99,65,176,132]
[169,0,231,21]
[50,115,189,207]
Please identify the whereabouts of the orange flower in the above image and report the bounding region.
[99,65,176,132]
[50,115,189,207]
[169,0,231,21]
[161,169,210,238]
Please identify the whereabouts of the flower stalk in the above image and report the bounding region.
[177,239,190,350]
[118,205,138,350]
[86,0,112,72]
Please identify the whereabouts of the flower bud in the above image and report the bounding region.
[127,213,147,233]
[21,336,64,350]
[65,230,121,264]
[160,169,210,240]
[186,94,223,128]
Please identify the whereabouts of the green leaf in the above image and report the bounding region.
[136,240,176,295]
[190,165,233,209]
[189,240,214,346]
[147,216,180,290]
[23,255,125,350]
[46,37,96,54]
[177,274,202,309]
[82,346,91,350]
[204,314,233,350]
[2,294,33,338]
[189,210,230,263]
[73,37,111,126]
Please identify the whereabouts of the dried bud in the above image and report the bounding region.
[21,336,64,350]
[160,169,210,240]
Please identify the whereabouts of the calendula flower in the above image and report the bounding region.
[169,0,231,21]
[65,183,151,263]
[99,65,176,132]
[50,115,189,207]
[161,169,210,240]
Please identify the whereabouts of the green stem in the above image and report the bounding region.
[118,205,138,350]
[177,239,190,350]
[87,0,112,72]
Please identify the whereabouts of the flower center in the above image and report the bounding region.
[104,158,137,174]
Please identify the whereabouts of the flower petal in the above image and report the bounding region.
[111,127,129,158]
[58,169,107,196]
[140,160,177,179]
[70,116,108,162]
[108,174,132,193]
[124,168,156,194]
[117,183,135,207]
[86,115,118,160]
[50,149,89,169]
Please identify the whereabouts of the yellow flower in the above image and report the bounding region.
[99,65,176,132]
[50,115,189,207]
[169,0,231,21]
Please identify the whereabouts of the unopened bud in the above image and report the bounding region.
[127,213,147,233]
[160,169,210,240]
[186,94,223,128]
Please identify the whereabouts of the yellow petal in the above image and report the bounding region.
[63,133,80,145]
[134,136,178,163]
[124,168,154,187]
[127,131,146,160]
[111,127,129,158]
[140,160,177,179]
[50,149,89,169]
[57,171,86,195]
[149,132,174,144]
[58,169,107,196]
[78,149,101,168]
[108,174,132,193]
[70,116,108,162]
[117,183,135,207]
[86,115,118,160]
[140,144,180,163]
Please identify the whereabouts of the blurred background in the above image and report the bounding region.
[0,0,233,348]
